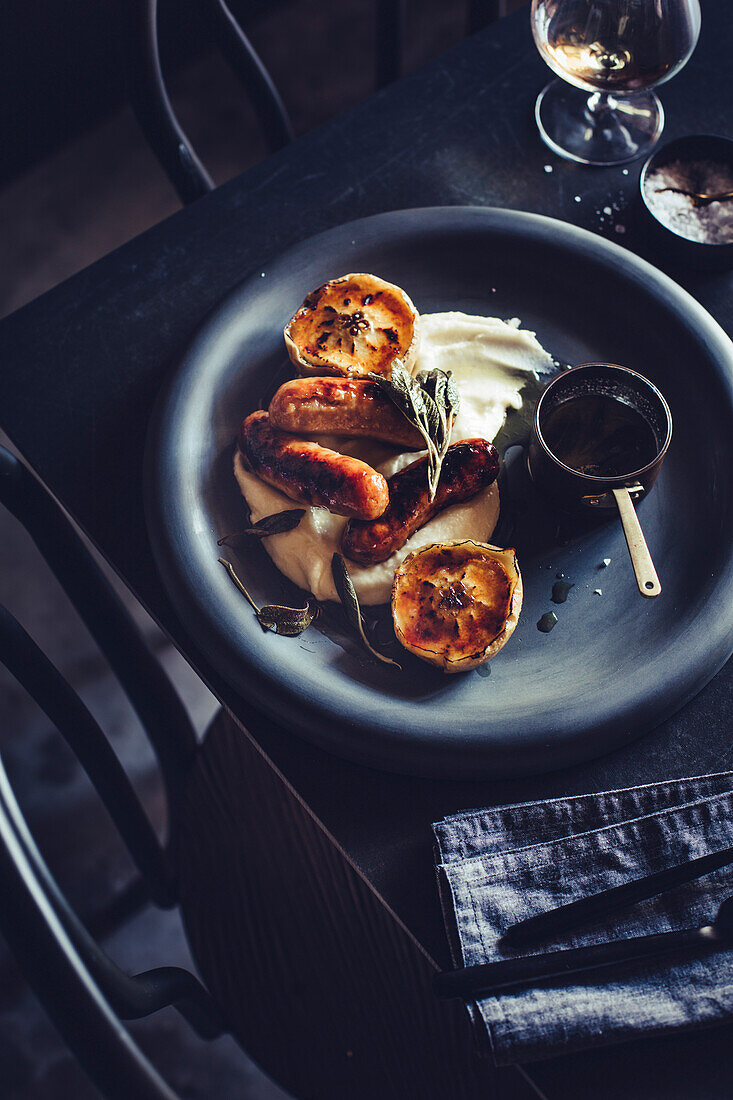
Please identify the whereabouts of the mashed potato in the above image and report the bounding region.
[234,313,554,604]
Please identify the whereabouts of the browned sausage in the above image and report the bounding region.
[341,439,499,564]
[238,411,389,520]
[269,377,425,449]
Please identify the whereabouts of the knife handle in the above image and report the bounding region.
[434,926,717,1000]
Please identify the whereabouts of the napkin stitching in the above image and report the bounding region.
[435,865,465,967]
[442,806,732,864]
[441,791,733,883]
[437,776,733,860]
[479,981,733,1053]
[456,820,731,890]
[468,874,491,959]
[437,772,733,831]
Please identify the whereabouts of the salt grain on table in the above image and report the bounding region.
[644,159,733,243]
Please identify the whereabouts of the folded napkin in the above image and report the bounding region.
[433,773,733,1066]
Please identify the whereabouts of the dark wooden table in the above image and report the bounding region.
[2,2,732,1097]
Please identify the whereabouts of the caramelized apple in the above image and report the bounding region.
[391,541,522,672]
[284,273,419,378]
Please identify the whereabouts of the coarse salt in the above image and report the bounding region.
[643,159,733,244]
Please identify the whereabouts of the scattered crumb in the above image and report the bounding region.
[594,190,631,235]
[622,168,629,175]
[260,272,266,277]
[601,558,611,568]
[544,164,554,173]
[594,588,603,595]
[574,195,582,202]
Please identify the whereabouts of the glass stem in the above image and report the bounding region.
[584,91,621,128]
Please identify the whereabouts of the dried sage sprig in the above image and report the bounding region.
[331,553,402,669]
[217,509,305,546]
[256,602,319,636]
[219,558,317,636]
[367,364,460,501]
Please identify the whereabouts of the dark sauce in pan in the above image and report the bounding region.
[541,394,659,478]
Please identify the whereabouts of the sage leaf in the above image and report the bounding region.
[420,390,441,440]
[416,368,444,410]
[331,554,402,669]
[368,366,412,420]
[367,365,461,503]
[491,368,558,456]
[219,558,317,637]
[390,361,413,396]
[257,600,318,636]
[217,509,305,546]
[445,371,461,417]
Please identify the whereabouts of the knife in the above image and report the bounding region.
[433,896,733,1001]
[500,842,733,948]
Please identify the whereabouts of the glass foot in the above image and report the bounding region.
[535,79,664,166]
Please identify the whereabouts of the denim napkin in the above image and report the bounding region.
[433,773,733,1065]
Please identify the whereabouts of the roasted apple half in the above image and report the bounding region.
[284,273,419,378]
[391,541,522,672]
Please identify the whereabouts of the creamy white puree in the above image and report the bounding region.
[234,313,554,605]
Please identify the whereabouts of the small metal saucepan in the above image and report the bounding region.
[527,363,673,599]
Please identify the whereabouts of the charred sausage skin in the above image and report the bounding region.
[238,410,389,520]
[341,439,499,564]
[269,377,424,449]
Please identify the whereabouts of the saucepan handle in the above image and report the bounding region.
[611,487,661,598]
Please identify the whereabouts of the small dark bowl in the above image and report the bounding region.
[639,134,733,270]
[527,363,673,511]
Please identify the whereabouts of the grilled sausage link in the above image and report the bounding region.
[341,439,499,565]
[269,377,425,449]
[238,410,389,520]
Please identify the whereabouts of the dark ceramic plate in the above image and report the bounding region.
[145,208,733,779]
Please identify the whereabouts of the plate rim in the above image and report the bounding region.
[144,206,733,778]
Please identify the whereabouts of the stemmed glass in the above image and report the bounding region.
[531,0,701,165]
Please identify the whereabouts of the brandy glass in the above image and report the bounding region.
[531,0,701,165]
